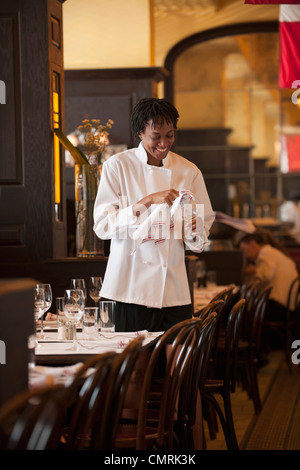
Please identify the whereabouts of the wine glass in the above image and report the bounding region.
[64,289,85,351]
[33,287,45,346]
[36,284,52,339]
[88,276,103,306]
[70,279,86,304]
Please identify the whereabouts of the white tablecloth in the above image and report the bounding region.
[35,330,164,356]
[193,285,231,312]
[29,330,164,389]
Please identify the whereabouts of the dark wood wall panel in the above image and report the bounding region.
[65,68,168,148]
[0,13,22,184]
[65,94,132,146]
[0,225,25,246]
[0,0,67,263]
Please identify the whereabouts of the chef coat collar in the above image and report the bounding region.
[137,141,172,168]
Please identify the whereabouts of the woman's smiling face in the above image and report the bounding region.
[139,119,175,166]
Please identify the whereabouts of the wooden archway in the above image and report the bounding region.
[163,21,278,103]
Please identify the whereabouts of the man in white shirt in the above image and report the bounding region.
[238,232,298,321]
[94,97,215,333]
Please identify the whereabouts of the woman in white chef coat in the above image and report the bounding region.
[93,98,215,333]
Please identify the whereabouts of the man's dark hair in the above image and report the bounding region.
[238,229,290,257]
[238,232,265,247]
[131,98,179,140]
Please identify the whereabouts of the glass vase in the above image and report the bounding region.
[75,163,104,256]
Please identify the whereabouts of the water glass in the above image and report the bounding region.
[99,301,116,332]
[82,307,99,340]
[64,289,85,350]
[56,297,73,340]
[70,279,86,303]
[36,283,52,338]
[88,276,103,305]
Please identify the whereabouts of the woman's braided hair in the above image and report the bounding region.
[131,98,179,142]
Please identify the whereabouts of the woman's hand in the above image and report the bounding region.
[133,189,179,216]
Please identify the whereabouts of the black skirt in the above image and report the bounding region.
[115,301,193,333]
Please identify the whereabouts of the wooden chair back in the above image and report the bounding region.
[65,337,144,450]
[177,312,218,449]
[116,318,201,450]
[0,385,66,450]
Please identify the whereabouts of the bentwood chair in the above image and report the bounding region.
[194,285,238,349]
[207,286,240,366]
[0,385,67,450]
[194,285,235,320]
[115,318,201,450]
[176,312,218,450]
[194,299,224,320]
[91,336,145,449]
[197,288,239,443]
[210,285,235,303]
[237,284,272,414]
[63,336,144,450]
[203,298,246,450]
[263,275,300,373]
[239,277,261,302]
[62,352,117,449]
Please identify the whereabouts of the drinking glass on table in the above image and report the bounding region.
[33,286,45,347]
[82,307,100,340]
[56,297,72,340]
[64,289,85,351]
[99,301,116,332]
[70,279,86,303]
[88,276,103,306]
[36,283,52,338]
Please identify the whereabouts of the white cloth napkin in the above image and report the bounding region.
[80,329,149,349]
[29,362,85,389]
[131,190,209,252]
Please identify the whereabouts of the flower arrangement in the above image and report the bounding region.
[54,117,114,256]
[76,118,114,164]
[54,117,114,167]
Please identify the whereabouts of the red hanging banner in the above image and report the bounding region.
[282,135,300,172]
[245,1,300,4]
[279,5,300,88]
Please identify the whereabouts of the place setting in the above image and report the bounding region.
[30,277,163,364]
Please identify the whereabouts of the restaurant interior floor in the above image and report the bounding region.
[203,348,300,450]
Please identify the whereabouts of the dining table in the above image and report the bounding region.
[193,284,233,313]
[29,328,164,390]
[35,283,230,366]
[34,329,163,365]
[29,284,231,389]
